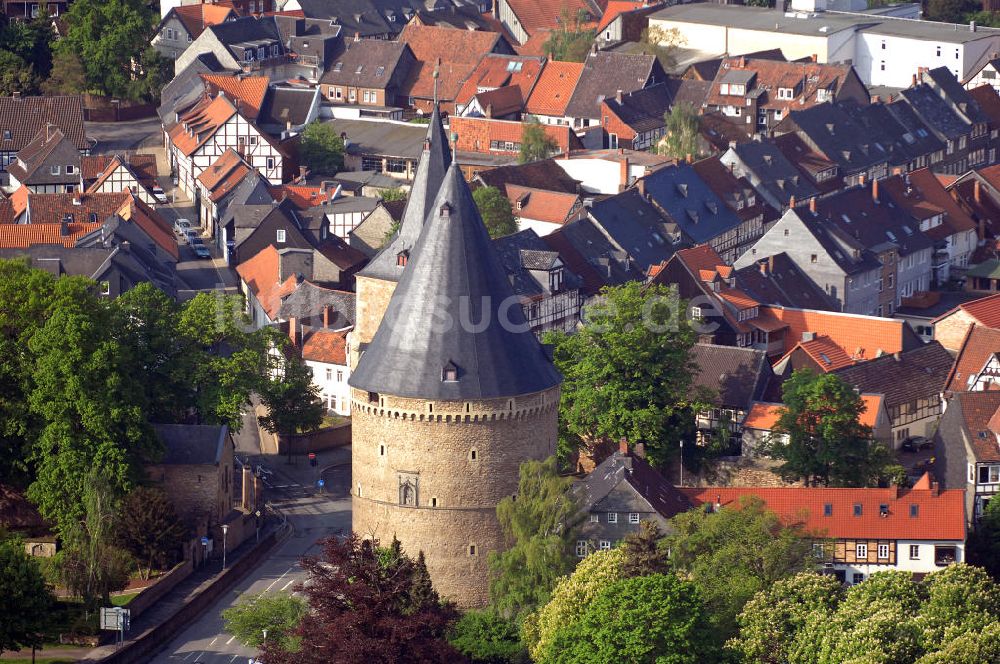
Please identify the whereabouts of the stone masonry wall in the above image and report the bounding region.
[351,385,560,607]
[934,309,976,352]
[350,275,397,369]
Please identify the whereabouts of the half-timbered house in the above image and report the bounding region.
[83,154,160,205]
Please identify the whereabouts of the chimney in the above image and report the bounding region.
[802,331,816,342]
[615,88,623,104]
[858,172,866,187]
[289,316,299,347]
[72,194,81,206]
[911,73,918,87]
[975,179,982,203]
[634,442,646,458]
[768,254,774,274]
[931,480,940,496]
[809,197,817,214]
[299,165,308,183]
[759,258,768,275]
[788,194,796,209]
[355,31,361,42]
[872,177,879,204]
[323,305,331,329]
[11,91,20,99]
[619,156,630,192]
[636,177,645,197]
[59,218,69,236]
[971,20,977,32]
[810,53,817,63]
[618,437,629,455]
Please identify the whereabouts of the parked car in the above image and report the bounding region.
[173,218,192,236]
[190,237,211,259]
[900,436,933,452]
[151,186,168,205]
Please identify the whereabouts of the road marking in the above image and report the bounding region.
[226,635,237,645]
[181,652,194,661]
[281,579,295,591]
[264,566,294,592]
[210,637,218,646]
[230,656,239,663]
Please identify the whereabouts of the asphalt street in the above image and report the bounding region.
[149,408,351,664]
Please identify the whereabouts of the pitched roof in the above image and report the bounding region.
[7,125,80,185]
[968,84,1000,127]
[167,94,239,157]
[359,108,450,282]
[506,184,580,225]
[26,191,130,225]
[565,51,659,120]
[933,292,1000,329]
[945,324,1000,392]
[641,162,742,245]
[587,188,681,273]
[235,245,298,321]
[349,162,562,400]
[880,168,976,242]
[0,95,87,152]
[115,194,181,261]
[258,86,318,128]
[832,342,953,408]
[200,73,270,120]
[573,449,690,519]
[451,116,579,155]
[493,228,583,299]
[398,24,504,101]
[153,424,228,465]
[952,390,1000,463]
[320,39,410,87]
[784,102,889,175]
[300,326,349,365]
[601,84,675,135]
[707,57,863,113]
[455,54,545,108]
[197,149,253,202]
[763,305,915,361]
[690,343,771,408]
[505,0,596,37]
[728,139,821,207]
[734,253,836,311]
[81,153,158,187]
[678,479,966,541]
[598,0,646,32]
[476,158,580,194]
[744,396,882,430]
[0,222,103,249]
[171,3,235,39]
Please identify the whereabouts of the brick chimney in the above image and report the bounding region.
[872,177,879,204]
[618,437,629,455]
[975,179,982,203]
[619,156,630,191]
[615,88,623,104]
[289,316,298,347]
[323,305,331,328]
[810,53,817,62]
[788,194,796,208]
[809,197,817,214]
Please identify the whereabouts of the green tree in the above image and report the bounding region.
[0,50,39,95]
[257,351,325,440]
[925,0,978,22]
[916,621,1000,664]
[657,104,702,161]
[382,219,401,247]
[222,592,306,652]
[635,26,685,70]
[57,0,158,99]
[766,369,891,487]
[1,14,55,78]
[472,186,518,238]
[620,519,670,577]
[448,609,527,664]
[730,572,843,663]
[538,574,718,664]
[518,120,558,164]
[379,187,406,202]
[663,496,814,641]
[42,49,87,95]
[488,458,579,621]
[117,486,186,579]
[916,563,1000,648]
[526,547,626,660]
[128,47,174,101]
[542,8,596,63]
[0,537,54,656]
[544,281,702,468]
[967,493,1000,579]
[299,121,345,175]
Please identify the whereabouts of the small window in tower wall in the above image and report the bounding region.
[431,497,438,507]
[468,544,477,556]
[379,444,385,456]
[276,229,286,243]
[469,449,478,461]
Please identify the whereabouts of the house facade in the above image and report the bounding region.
[935,390,1000,524]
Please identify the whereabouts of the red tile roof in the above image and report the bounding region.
[301,327,349,365]
[197,149,253,202]
[934,292,1000,329]
[0,222,102,248]
[168,95,238,157]
[968,84,1000,127]
[200,73,270,120]
[506,184,580,225]
[398,25,503,102]
[505,0,594,38]
[26,191,130,225]
[525,60,584,117]
[172,3,235,39]
[236,245,297,321]
[597,0,645,32]
[762,306,911,361]
[955,390,1000,463]
[679,477,966,541]
[707,57,859,114]
[514,28,552,57]
[945,324,1000,392]
[115,194,180,261]
[455,54,544,108]
[450,116,579,155]
[9,185,27,219]
[743,394,883,430]
[274,184,325,208]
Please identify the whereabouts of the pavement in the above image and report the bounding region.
[85,118,162,154]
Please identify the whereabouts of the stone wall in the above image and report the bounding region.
[351,275,397,369]
[934,309,977,352]
[277,421,352,455]
[351,385,560,607]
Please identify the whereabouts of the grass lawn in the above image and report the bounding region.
[111,593,138,607]
[4,658,76,663]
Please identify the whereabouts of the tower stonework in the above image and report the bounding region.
[349,153,562,607]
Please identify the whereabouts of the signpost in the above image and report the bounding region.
[100,607,130,648]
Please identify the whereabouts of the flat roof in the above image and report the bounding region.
[650,5,1000,43]
[331,118,427,160]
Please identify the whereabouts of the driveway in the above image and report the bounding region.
[85,117,163,154]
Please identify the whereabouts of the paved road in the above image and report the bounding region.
[150,413,351,664]
[155,199,237,292]
[85,117,162,154]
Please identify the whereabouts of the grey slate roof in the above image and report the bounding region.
[573,450,690,519]
[565,51,661,121]
[783,102,889,174]
[734,253,836,312]
[641,162,741,246]
[493,229,583,299]
[336,118,428,159]
[158,54,227,128]
[258,87,316,129]
[475,159,581,194]
[832,341,953,409]
[844,100,944,169]
[320,40,410,87]
[278,281,355,326]
[602,84,674,134]
[349,162,562,399]
[587,188,683,273]
[358,108,449,282]
[730,140,820,207]
[900,84,970,140]
[153,424,228,465]
[690,343,772,409]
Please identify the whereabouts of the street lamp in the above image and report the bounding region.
[679,440,684,487]
[221,524,229,570]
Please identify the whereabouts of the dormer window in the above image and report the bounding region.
[442,361,458,382]
[257,47,265,60]
[777,87,794,100]
[396,250,408,267]
[549,267,563,292]
[2,130,10,140]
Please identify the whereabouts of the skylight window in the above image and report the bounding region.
[334,62,343,72]
[376,65,385,77]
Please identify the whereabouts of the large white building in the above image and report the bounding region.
[649,4,1000,88]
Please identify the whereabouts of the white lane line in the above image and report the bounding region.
[281,579,295,591]
[264,566,294,592]
[210,637,218,646]
[182,652,194,661]
[230,656,239,663]
[226,635,237,645]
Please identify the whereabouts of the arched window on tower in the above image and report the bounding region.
[399,473,418,506]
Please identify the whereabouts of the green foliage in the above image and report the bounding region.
[527,547,626,660]
[257,351,325,436]
[964,10,1000,28]
[542,9,596,63]
[299,122,345,175]
[448,609,528,664]
[730,572,843,664]
[916,563,1000,647]
[518,120,558,165]
[925,0,978,22]
[537,574,717,664]
[472,186,519,238]
[657,104,702,160]
[544,282,702,468]
[620,520,670,577]
[222,592,306,651]
[0,50,39,96]
[1,15,54,78]
[767,369,892,487]
[488,458,579,621]
[663,496,814,641]
[382,219,402,247]
[129,47,174,102]
[0,537,54,655]
[379,187,406,202]
[968,493,1000,579]
[57,0,160,100]
[635,26,684,70]
[42,50,87,96]
[117,486,186,580]
[915,621,1000,663]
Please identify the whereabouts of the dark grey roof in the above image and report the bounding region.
[153,424,228,465]
[690,343,771,409]
[602,84,674,134]
[278,281,355,326]
[349,162,562,399]
[843,100,944,169]
[588,188,683,273]
[159,55,227,127]
[734,253,836,311]
[208,15,282,50]
[320,40,410,87]
[358,107,449,281]
[730,140,820,206]
[548,217,639,288]
[335,117,428,159]
[899,84,969,140]
[922,66,989,125]
[572,450,689,519]
[784,102,889,174]
[475,159,580,194]
[641,162,741,246]
[832,341,953,409]
[296,0,486,38]
[493,229,583,299]
[258,87,317,129]
[565,51,661,121]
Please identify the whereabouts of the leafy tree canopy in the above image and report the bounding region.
[472,186,519,239]
[222,592,306,652]
[299,122,345,175]
[518,120,559,165]
[448,609,528,664]
[657,104,703,161]
[117,486,186,579]
[542,9,596,63]
[0,536,53,656]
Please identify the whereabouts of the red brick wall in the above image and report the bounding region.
[600,101,637,148]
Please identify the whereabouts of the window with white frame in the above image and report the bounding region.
[628,513,639,524]
[599,540,611,550]
[877,544,889,559]
[590,513,599,523]
[607,512,617,524]
[326,368,332,381]
[575,540,588,557]
[276,229,286,243]
[336,370,343,382]
[50,165,60,175]
[856,543,868,558]
[852,572,865,585]
[909,544,919,559]
[979,465,1000,484]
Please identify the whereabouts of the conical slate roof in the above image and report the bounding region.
[350,163,562,400]
[357,107,451,282]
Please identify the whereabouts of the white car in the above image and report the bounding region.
[151,186,168,205]
[173,219,192,237]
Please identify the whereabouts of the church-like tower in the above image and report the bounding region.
[348,159,562,607]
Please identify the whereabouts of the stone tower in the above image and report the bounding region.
[349,160,562,607]
[348,108,451,371]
